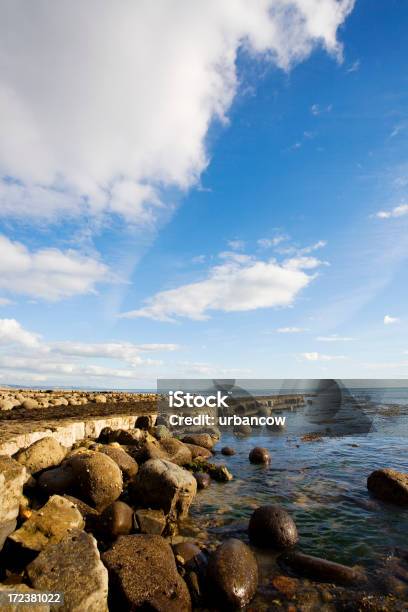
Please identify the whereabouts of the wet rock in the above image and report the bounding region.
[207,538,258,609]
[37,463,75,495]
[64,451,123,510]
[0,456,26,551]
[137,438,192,466]
[98,501,134,538]
[207,463,233,482]
[0,585,50,611]
[182,434,214,450]
[135,508,166,535]
[132,459,196,525]
[27,529,108,611]
[280,551,365,585]
[9,495,84,552]
[102,534,191,611]
[185,443,212,460]
[173,542,208,606]
[233,424,252,436]
[15,437,67,474]
[248,505,298,550]
[367,468,408,506]
[271,574,300,597]
[98,446,138,481]
[249,447,271,464]
[194,472,211,489]
[173,541,204,566]
[221,447,235,456]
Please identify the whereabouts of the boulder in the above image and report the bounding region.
[135,415,152,430]
[185,443,212,461]
[27,529,108,611]
[0,456,26,550]
[38,464,75,495]
[367,468,408,506]
[9,495,84,552]
[135,508,166,535]
[102,534,191,611]
[280,551,365,585]
[0,399,14,411]
[249,447,271,464]
[248,505,298,550]
[93,394,107,403]
[21,399,39,410]
[105,428,146,446]
[132,459,196,525]
[206,538,258,609]
[182,434,214,450]
[137,438,192,466]
[153,425,172,440]
[62,495,99,530]
[15,437,67,474]
[98,446,138,481]
[194,472,211,489]
[97,501,134,538]
[207,464,233,482]
[221,447,235,456]
[64,452,123,510]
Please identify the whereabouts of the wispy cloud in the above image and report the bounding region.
[301,352,346,361]
[310,103,333,116]
[277,327,307,333]
[317,334,354,342]
[227,240,245,251]
[374,204,408,219]
[384,315,400,325]
[346,59,360,73]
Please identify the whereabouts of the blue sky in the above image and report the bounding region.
[0,0,407,387]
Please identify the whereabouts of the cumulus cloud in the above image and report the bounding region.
[374,204,408,219]
[301,352,345,361]
[121,252,323,321]
[0,318,41,347]
[0,234,109,300]
[257,235,288,248]
[384,315,400,325]
[0,1,354,223]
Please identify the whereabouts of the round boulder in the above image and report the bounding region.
[99,446,138,482]
[98,501,134,538]
[249,447,270,465]
[221,447,235,456]
[248,505,298,550]
[64,452,123,510]
[206,538,258,609]
[194,472,211,489]
[15,437,67,474]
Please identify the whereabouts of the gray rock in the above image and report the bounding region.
[132,459,196,525]
[135,509,166,535]
[207,538,258,609]
[102,534,191,611]
[9,495,84,552]
[27,529,108,611]
[0,455,26,551]
[248,505,298,550]
[15,437,67,474]
[367,468,408,506]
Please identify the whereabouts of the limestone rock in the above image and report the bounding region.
[0,456,26,550]
[15,437,67,474]
[27,529,108,611]
[21,399,39,410]
[9,495,84,552]
[135,509,166,535]
[102,534,191,611]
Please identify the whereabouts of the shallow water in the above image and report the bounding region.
[188,398,408,569]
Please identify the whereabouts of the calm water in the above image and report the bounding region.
[187,388,408,570]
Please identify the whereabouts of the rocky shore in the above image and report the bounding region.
[0,393,407,610]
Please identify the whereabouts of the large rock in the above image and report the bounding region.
[21,398,39,410]
[185,443,212,461]
[15,437,67,474]
[249,447,270,464]
[135,509,166,535]
[98,446,138,481]
[367,468,408,506]
[136,438,192,466]
[132,459,196,525]
[64,451,123,510]
[280,551,365,585]
[9,495,84,552]
[38,464,75,495]
[102,534,191,611]
[0,456,26,550]
[248,505,298,550]
[97,501,134,538]
[182,434,214,450]
[206,538,258,609]
[27,529,108,611]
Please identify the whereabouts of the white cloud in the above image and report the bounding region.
[0,298,12,306]
[301,352,345,361]
[317,334,354,341]
[0,319,41,348]
[227,240,245,251]
[257,235,288,249]
[121,252,323,321]
[51,341,179,365]
[0,235,109,300]
[0,1,354,223]
[375,204,408,219]
[277,327,307,333]
[384,315,400,325]
[346,59,360,73]
[310,103,333,116]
